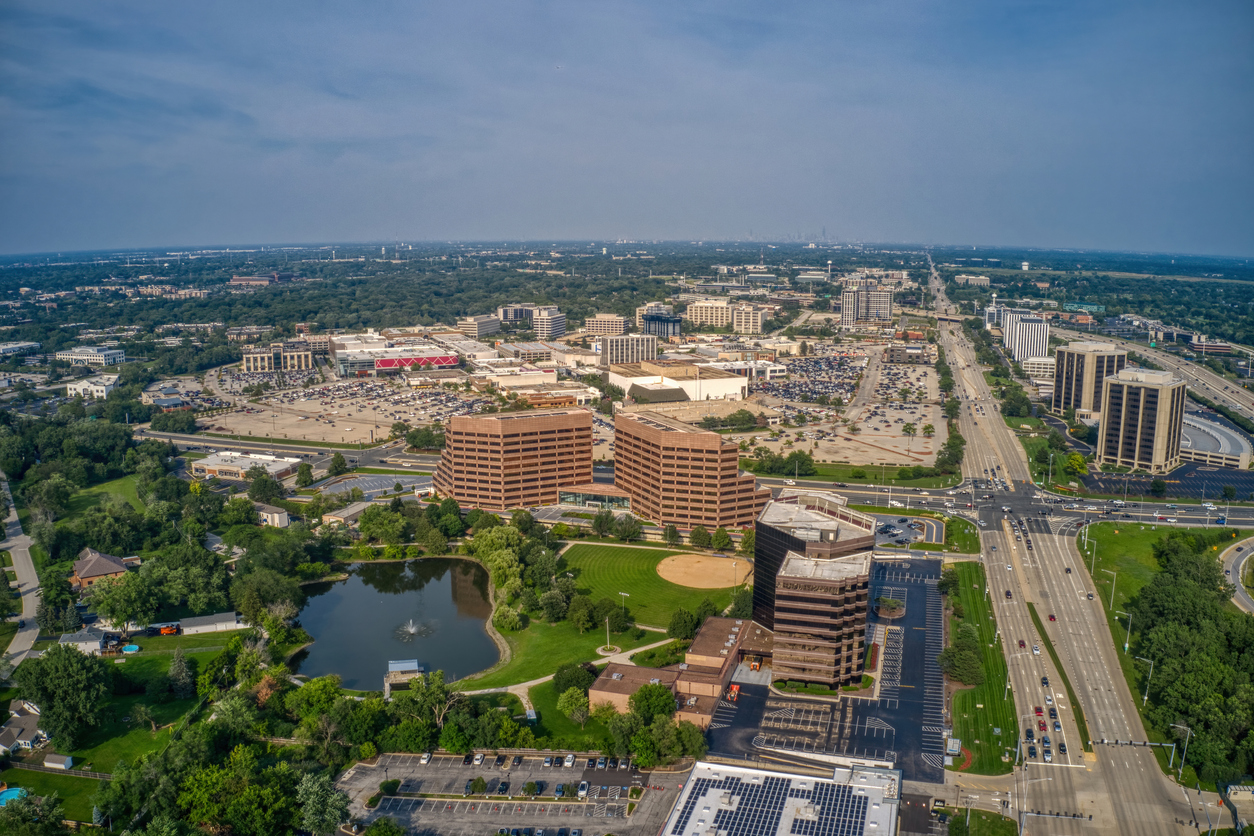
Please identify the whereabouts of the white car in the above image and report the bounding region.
[420,752,431,764]
[1006,564,1012,571]
[564,754,576,767]
[473,753,484,765]
[1032,645,1041,656]
[784,480,796,485]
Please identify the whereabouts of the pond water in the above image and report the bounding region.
[290,558,498,690]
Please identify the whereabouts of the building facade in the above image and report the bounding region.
[600,334,658,366]
[684,300,768,334]
[433,409,594,509]
[1003,314,1049,362]
[1052,342,1127,419]
[457,315,502,339]
[636,302,674,328]
[839,286,894,327]
[1096,368,1187,474]
[612,411,770,529]
[241,341,314,373]
[584,313,629,336]
[772,552,872,686]
[497,303,538,323]
[1021,357,1056,379]
[55,346,125,366]
[532,307,566,341]
[66,374,118,399]
[641,311,683,339]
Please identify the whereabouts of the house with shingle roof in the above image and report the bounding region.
[71,547,139,590]
[0,700,46,754]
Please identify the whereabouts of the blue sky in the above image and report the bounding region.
[1,1,1250,256]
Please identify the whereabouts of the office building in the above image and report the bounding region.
[433,409,593,510]
[532,307,566,341]
[661,761,901,836]
[0,342,41,357]
[55,346,125,367]
[1020,357,1056,380]
[1003,315,1048,362]
[636,302,674,328]
[191,451,301,481]
[839,286,894,327]
[885,344,937,364]
[612,411,770,529]
[241,341,314,373]
[66,374,118,399]
[600,334,657,366]
[641,310,683,339]
[684,300,770,335]
[457,314,501,339]
[584,313,629,336]
[954,274,990,286]
[497,303,538,323]
[1096,368,1187,474]
[752,490,876,686]
[1052,342,1126,420]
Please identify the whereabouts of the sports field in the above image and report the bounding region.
[561,544,739,627]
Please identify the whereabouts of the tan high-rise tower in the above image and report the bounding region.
[1052,342,1127,420]
[1096,368,1186,474]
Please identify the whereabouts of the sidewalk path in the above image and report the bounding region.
[462,633,674,711]
[0,473,41,665]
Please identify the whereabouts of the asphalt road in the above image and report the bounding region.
[1220,537,1254,614]
[0,473,39,664]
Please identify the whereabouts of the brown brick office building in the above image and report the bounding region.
[612,411,770,530]
[432,409,593,510]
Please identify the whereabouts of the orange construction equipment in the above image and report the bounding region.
[727,684,740,702]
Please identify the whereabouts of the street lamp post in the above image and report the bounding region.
[618,591,629,614]
[1135,656,1154,706]
[1114,610,1132,654]
[1172,723,1193,782]
[1101,569,1117,610]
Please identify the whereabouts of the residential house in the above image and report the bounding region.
[254,503,290,528]
[0,701,46,755]
[71,547,138,590]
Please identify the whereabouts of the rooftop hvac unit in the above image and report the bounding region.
[611,672,623,680]
[649,678,660,685]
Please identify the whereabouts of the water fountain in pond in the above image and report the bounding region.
[395,618,436,642]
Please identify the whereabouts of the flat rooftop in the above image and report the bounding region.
[1062,341,1124,354]
[661,761,901,836]
[687,617,750,659]
[759,490,878,540]
[618,411,709,435]
[1112,368,1180,386]
[610,362,741,381]
[779,551,872,583]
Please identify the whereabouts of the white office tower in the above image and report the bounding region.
[600,334,658,366]
[840,286,894,327]
[1004,316,1049,362]
[533,307,566,341]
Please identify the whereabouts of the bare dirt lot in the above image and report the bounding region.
[657,554,753,588]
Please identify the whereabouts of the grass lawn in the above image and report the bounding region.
[0,768,100,822]
[946,517,981,554]
[1003,415,1045,431]
[352,467,431,476]
[560,544,736,628]
[631,640,690,668]
[742,459,961,489]
[0,619,18,655]
[457,620,656,690]
[64,650,218,773]
[63,474,143,519]
[528,680,611,746]
[935,807,1018,835]
[178,451,208,461]
[1,550,11,567]
[947,562,1016,775]
[117,629,249,655]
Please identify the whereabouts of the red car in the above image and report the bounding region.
[1018,639,1026,649]
[1048,614,1056,622]
[1034,705,1044,716]
[1039,720,1047,732]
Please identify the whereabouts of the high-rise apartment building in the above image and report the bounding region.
[684,300,767,334]
[753,490,877,686]
[839,286,894,327]
[612,412,770,529]
[1004,315,1049,362]
[636,302,674,328]
[497,303,538,323]
[584,313,629,336]
[433,409,593,509]
[1052,342,1126,419]
[1096,368,1186,474]
[600,334,657,366]
[533,307,566,341]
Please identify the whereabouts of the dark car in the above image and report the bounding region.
[1059,743,1068,755]
[495,754,506,767]
[1028,745,1037,759]
[1005,590,1012,599]
[464,779,474,796]
[463,753,474,766]
[608,758,619,769]
[1041,676,1049,687]
[1049,707,1058,719]
[512,755,523,767]
[1025,728,1034,741]
[586,758,596,769]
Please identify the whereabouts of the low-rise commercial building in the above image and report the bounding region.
[241,341,314,373]
[433,409,593,510]
[66,374,118,399]
[0,341,41,357]
[55,346,125,366]
[191,451,300,481]
[607,360,748,403]
[884,344,937,364]
[330,335,458,377]
[254,503,290,528]
[695,360,788,380]
[613,411,769,529]
[320,501,376,527]
[497,342,554,363]
[1021,356,1056,379]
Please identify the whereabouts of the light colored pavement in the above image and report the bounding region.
[0,473,41,665]
[1221,537,1254,613]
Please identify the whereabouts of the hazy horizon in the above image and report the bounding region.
[2,1,1251,257]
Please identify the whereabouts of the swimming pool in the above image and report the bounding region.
[0,787,27,805]
[122,644,139,653]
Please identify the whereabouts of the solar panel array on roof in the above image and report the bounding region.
[668,775,870,836]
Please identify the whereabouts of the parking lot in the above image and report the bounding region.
[339,752,685,836]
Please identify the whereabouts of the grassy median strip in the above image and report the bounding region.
[1027,602,1091,752]
[948,562,1016,774]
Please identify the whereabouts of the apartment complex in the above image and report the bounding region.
[612,411,770,529]
[600,334,658,366]
[457,314,502,339]
[1096,368,1187,474]
[583,313,629,336]
[636,302,674,328]
[433,409,593,510]
[497,303,538,323]
[1052,341,1127,420]
[683,300,769,334]
[241,341,314,373]
[839,286,894,327]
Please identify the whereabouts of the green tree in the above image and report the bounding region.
[663,524,682,547]
[1222,485,1236,500]
[553,662,598,695]
[738,529,755,556]
[710,527,733,551]
[668,608,699,639]
[245,466,283,504]
[1064,453,1088,476]
[1149,478,1167,497]
[14,644,111,749]
[363,817,407,836]
[296,772,350,836]
[557,686,590,729]
[295,463,314,488]
[0,792,74,836]
[424,529,448,555]
[922,423,935,437]
[92,572,160,637]
[169,647,195,700]
[689,526,711,548]
[629,682,677,726]
[327,453,349,477]
[614,514,642,542]
[729,588,753,618]
[218,496,260,527]
[540,589,568,622]
[591,509,615,537]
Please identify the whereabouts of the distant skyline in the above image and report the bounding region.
[1,1,1251,257]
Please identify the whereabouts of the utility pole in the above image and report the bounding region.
[1135,656,1154,705]
[1115,610,1132,654]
